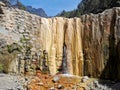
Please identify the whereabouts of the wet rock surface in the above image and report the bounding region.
[27,74,85,90]
[0,73,119,90]
[27,71,120,90]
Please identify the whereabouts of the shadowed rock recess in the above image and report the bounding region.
[0,5,120,81]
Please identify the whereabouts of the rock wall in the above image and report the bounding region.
[0,5,120,80]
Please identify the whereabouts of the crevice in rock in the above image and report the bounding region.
[61,21,68,74]
[100,9,117,81]
[61,43,68,74]
[0,6,4,14]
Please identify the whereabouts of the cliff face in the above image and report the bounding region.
[0,5,120,80]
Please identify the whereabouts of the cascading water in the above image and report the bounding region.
[61,43,68,74]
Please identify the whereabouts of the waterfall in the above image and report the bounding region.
[61,43,68,74]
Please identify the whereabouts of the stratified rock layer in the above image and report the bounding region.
[0,5,120,80]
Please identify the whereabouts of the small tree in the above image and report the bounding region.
[17,0,26,10]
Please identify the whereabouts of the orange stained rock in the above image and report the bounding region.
[27,74,95,90]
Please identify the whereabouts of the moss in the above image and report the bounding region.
[20,37,30,43]
[0,63,3,72]
[7,43,22,53]
[0,42,22,73]
[0,53,17,73]
[0,35,32,74]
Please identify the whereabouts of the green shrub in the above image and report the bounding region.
[7,43,22,53]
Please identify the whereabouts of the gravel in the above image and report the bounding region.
[86,80,117,90]
[0,73,26,90]
[0,73,120,90]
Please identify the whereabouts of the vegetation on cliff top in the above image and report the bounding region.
[58,0,120,18]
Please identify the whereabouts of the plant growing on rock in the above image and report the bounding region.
[18,30,33,74]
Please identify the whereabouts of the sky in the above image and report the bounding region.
[19,0,81,16]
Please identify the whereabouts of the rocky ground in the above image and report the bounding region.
[0,72,120,90]
[27,70,120,90]
[0,73,27,90]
